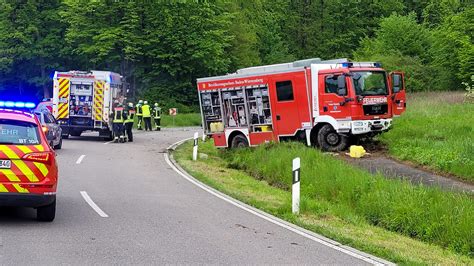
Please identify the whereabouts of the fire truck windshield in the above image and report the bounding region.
[351,71,388,96]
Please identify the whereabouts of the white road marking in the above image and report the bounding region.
[80,191,109,218]
[164,139,392,266]
[103,141,114,145]
[76,155,86,164]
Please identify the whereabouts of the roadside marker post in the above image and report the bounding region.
[292,157,301,214]
[193,132,199,161]
[169,108,177,127]
[202,132,206,142]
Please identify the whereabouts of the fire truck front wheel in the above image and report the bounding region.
[317,124,349,152]
[231,134,249,148]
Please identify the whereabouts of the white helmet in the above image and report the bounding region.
[128,102,134,107]
[154,103,158,107]
[144,101,148,105]
[138,100,143,104]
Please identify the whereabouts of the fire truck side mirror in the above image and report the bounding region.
[337,75,347,96]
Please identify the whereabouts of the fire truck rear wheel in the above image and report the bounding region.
[317,124,348,152]
[37,199,56,222]
[231,134,249,148]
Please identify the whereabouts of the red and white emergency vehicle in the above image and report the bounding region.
[0,104,58,221]
[197,58,406,151]
[52,70,125,139]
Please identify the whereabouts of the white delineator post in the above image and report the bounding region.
[193,132,199,161]
[202,131,206,142]
[292,157,301,214]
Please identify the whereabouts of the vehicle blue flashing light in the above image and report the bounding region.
[342,62,353,68]
[0,101,36,109]
[374,62,382,68]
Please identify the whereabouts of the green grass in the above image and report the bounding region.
[174,140,473,264]
[132,113,202,128]
[379,91,474,181]
[161,113,202,127]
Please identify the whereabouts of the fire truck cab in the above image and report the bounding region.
[197,58,406,151]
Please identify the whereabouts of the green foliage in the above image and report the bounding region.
[0,0,472,104]
[380,92,474,180]
[355,13,434,91]
[429,6,474,90]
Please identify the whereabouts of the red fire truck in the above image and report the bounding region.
[197,58,406,151]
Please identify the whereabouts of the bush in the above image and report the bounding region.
[354,13,433,91]
[463,75,474,103]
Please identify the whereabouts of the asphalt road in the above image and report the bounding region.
[0,128,377,265]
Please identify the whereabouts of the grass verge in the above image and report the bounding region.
[173,140,473,264]
[161,113,201,128]
[132,113,202,128]
[379,91,474,181]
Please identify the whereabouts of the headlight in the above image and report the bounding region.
[353,121,364,127]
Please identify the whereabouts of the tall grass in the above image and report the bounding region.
[161,113,202,127]
[379,91,474,181]
[222,142,473,256]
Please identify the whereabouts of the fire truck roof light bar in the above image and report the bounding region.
[0,101,36,108]
[340,62,383,68]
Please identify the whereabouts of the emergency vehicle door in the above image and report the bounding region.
[319,74,351,119]
[271,80,301,136]
[390,72,406,116]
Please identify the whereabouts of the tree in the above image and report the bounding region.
[0,0,65,98]
[430,7,474,90]
[355,13,433,91]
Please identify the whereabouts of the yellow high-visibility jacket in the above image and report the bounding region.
[142,104,151,118]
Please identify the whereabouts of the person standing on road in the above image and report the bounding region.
[153,103,161,131]
[124,102,135,142]
[136,100,143,130]
[142,101,152,131]
[112,102,127,143]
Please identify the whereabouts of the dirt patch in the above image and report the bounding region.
[342,140,474,194]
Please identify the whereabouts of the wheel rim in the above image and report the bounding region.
[326,132,340,146]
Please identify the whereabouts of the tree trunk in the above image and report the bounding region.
[41,64,50,99]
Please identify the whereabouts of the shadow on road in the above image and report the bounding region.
[0,207,36,223]
[65,133,105,142]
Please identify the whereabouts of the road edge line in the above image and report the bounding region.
[80,191,109,218]
[164,139,394,266]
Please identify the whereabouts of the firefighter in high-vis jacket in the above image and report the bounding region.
[112,102,127,143]
[135,100,143,130]
[142,101,152,131]
[153,103,162,131]
[124,102,135,142]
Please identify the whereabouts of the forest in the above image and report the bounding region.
[0,0,472,111]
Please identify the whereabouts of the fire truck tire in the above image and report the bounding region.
[37,200,56,222]
[317,124,348,152]
[231,134,249,148]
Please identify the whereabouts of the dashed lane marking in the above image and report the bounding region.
[76,155,86,164]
